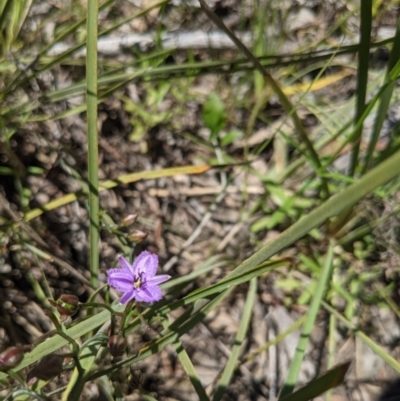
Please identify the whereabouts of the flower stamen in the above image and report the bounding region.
[133,272,145,289]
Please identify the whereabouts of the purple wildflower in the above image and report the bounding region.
[107,251,170,304]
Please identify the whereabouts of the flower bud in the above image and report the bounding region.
[121,213,139,227]
[27,354,64,382]
[108,335,127,358]
[0,346,24,370]
[127,229,148,243]
[51,294,80,317]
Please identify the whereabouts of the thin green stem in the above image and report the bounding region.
[82,302,118,334]
[47,312,82,373]
[349,0,372,176]
[120,300,135,335]
[86,0,100,290]
[81,302,116,317]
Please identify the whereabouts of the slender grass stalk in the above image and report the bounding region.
[278,242,334,399]
[349,0,372,176]
[86,0,99,290]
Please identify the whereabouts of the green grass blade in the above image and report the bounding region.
[278,243,334,399]
[279,362,351,401]
[212,278,257,401]
[169,259,288,308]
[349,0,372,176]
[162,320,210,401]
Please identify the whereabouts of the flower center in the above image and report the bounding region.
[133,272,145,289]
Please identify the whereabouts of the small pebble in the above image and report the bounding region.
[35,192,49,205]
[0,264,12,274]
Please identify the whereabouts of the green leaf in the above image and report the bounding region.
[202,92,226,141]
[220,129,243,146]
[276,278,302,292]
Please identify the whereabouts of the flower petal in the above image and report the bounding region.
[146,274,170,286]
[118,256,134,274]
[119,289,136,304]
[107,268,133,292]
[135,285,162,303]
[132,250,159,279]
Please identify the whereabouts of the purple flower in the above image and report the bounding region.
[107,251,170,304]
